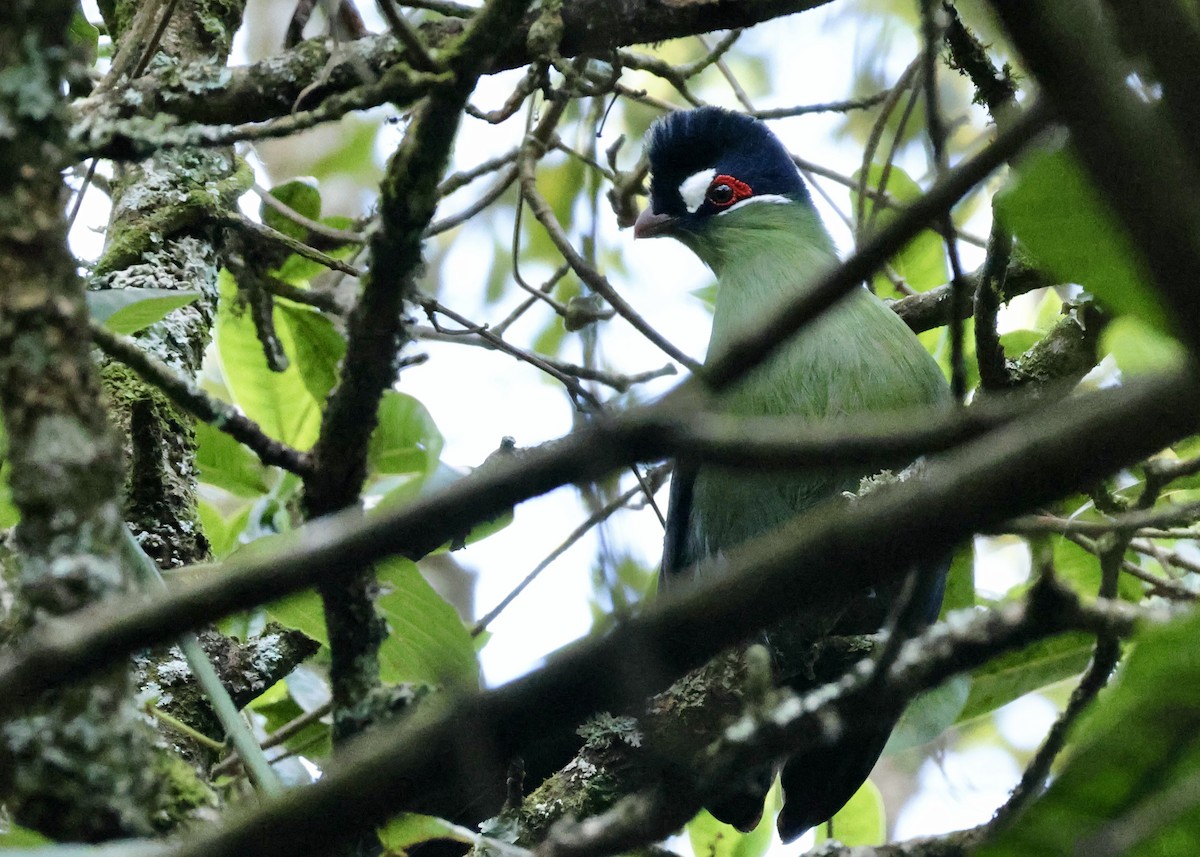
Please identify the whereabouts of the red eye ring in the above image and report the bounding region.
[706,174,753,207]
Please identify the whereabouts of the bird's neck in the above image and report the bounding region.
[692,201,841,365]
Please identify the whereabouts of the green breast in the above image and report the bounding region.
[684,202,951,565]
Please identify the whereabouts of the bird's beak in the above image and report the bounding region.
[633,206,675,239]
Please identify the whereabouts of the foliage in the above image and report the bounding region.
[2,1,1200,856]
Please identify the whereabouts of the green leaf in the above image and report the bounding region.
[958,632,1094,723]
[1052,536,1145,603]
[0,822,52,846]
[376,557,478,686]
[197,499,251,560]
[887,674,971,752]
[265,587,328,647]
[215,270,346,450]
[273,253,327,286]
[1101,315,1187,376]
[194,420,270,497]
[692,282,719,310]
[976,611,1200,857]
[0,459,20,528]
[68,10,100,63]
[261,180,321,241]
[1000,329,1044,359]
[278,300,346,401]
[814,779,886,847]
[264,553,478,687]
[851,163,949,296]
[251,680,331,759]
[379,814,469,850]
[310,117,383,185]
[920,317,980,390]
[940,545,976,617]
[996,144,1169,331]
[687,803,774,857]
[87,288,202,335]
[368,392,444,478]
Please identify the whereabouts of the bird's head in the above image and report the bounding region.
[635,107,813,246]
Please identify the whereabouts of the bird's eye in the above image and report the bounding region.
[706,174,752,208]
[707,183,735,206]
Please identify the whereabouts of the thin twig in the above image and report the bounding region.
[437,147,520,197]
[227,212,364,277]
[377,0,440,71]
[472,465,669,636]
[90,321,315,477]
[123,527,284,796]
[518,124,700,372]
[754,91,891,118]
[490,263,569,337]
[426,163,519,237]
[420,297,601,408]
[856,56,922,236]
[399,0,476,16]
[985,543,1119,833]
[213,701,333,778]
[252,184,367,244]
[262,276,346,315]
[919,1,968,399]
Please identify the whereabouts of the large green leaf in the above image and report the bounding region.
[87,288,201,335]
[996,144,1169,331]
[368,391,444,478]
[687,798,775,857]
[958,632,1094,723]
[374,460,513,550]
[250,679,331,760]
[196,499,251,560]
[265,587,329,648]
[814,779,887,847]
[265,554,478,687]
[0,822,51,846]
[0,459,20,528]
[194,420,270,498]
[261,180,321,241]
[977,610,1200,857]
[379,814,470,851]
[940,545,976,617]
[376,557,478,687]
[214,270,346,451]
[1101,315,1187,376]
[851,163,949,297]
[887,674,971,752]
[1052,536,1145,603]
[68,9,99,64]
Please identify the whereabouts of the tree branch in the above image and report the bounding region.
[301,0,536,743]
[0,363,1195,856]
[0,0,169,837]
[90,322,315,477]
[76,0,835,149]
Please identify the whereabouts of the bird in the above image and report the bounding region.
[635,106,952,841]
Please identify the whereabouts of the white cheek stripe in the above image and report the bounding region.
[716,193,792,215]
[679,168,717,213]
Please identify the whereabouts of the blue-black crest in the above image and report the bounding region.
[644,107,811,219]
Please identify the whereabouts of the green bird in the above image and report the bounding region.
[636,106,951,841]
